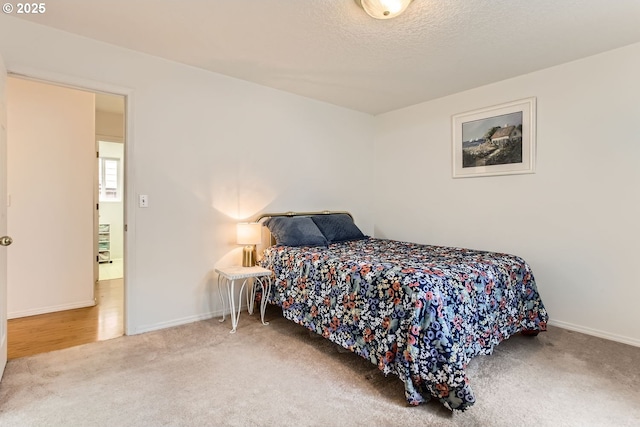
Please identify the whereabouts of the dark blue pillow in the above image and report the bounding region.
[263,216,328,247]
[310,214,366,244]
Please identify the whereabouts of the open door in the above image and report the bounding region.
[0,53,10,380]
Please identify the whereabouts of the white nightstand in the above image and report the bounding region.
[214,265,272,333]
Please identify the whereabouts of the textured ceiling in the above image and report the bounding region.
[13,0,640,115]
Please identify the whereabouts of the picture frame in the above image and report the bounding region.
[452,97,536,178]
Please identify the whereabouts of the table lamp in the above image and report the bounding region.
[236,222,262,267]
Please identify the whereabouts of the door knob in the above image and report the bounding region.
[0,236,13,246]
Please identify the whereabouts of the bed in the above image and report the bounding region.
[256,211,548,411]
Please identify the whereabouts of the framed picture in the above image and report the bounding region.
[452,97,536,178]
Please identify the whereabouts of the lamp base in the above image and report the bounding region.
[242,245,256,267]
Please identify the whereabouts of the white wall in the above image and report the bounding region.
[0,16,375,333]
[7,77,96,318]
[373,42,640,346]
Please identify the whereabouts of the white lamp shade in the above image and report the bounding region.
[236,222,262,245]
[360,0,412,19]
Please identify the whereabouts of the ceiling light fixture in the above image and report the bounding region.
[358,0,414,19]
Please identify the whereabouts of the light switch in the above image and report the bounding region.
[139,194,149,208]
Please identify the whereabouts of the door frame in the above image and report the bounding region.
[7,67,135,336]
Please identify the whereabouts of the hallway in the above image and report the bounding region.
[7,273,123,359]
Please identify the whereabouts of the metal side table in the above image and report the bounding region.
[215,265,272,333]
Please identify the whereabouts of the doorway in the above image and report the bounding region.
[97,140,125,281]
[6,77,126,359]
[96,92,126,282]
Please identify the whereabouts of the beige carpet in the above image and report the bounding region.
[1,305,639,427]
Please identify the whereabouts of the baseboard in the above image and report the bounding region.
[549,319,640,348]
[8,299,96,319]
[130,309,225,335]
[132,313,639,348]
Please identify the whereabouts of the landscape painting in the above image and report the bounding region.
[452,98,536,178]
[462,111,522,167]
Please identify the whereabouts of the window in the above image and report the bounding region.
[98,157,121,201]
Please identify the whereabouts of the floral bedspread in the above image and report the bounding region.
[259,238,548,411]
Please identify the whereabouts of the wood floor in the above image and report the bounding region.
[7,278,124,359]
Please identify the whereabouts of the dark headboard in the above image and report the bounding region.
[254,210,353,223]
